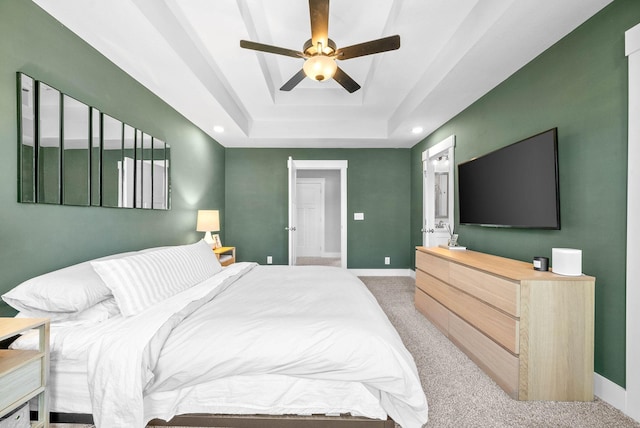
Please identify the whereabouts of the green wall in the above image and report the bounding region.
[0,0,225,315]
[225,148,411,268]
[411,0,640,387]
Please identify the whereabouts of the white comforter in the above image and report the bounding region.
[83,263,428,427]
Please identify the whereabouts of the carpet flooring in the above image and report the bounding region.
[360,276,640,428]
[52,275,640,428]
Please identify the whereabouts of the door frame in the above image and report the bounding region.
[625,22,640,422]
[287,159,348,268]
[422,135,456,247]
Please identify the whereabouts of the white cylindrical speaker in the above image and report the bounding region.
[552,248,582,276]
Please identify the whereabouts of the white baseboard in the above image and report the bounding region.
[594,373,628,415]
[349,268,413,277]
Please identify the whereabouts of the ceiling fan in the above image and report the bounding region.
[240,0,400,93]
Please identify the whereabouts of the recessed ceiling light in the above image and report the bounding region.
[411,126,423,134]
[213,125,224,133]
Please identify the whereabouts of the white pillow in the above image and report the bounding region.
[15,297,121,323]
[91,240,222,317]
[2,250,138,314]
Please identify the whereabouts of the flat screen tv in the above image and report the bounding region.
[458,128,560,229]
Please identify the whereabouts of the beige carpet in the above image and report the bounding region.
[52,276,640,428]
[360,276,640,428]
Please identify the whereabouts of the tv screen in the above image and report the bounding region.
[458,128,560,229]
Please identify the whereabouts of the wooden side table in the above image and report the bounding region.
[0,317,49,427]
[214,246,236,266]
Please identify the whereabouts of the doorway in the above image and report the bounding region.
[422,135,455,247]
[287,158,347,268]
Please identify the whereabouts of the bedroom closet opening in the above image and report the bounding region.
[287,158,347,268]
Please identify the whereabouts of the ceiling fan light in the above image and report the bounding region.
[303,55,337,82]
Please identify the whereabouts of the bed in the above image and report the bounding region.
[2,241,428,428]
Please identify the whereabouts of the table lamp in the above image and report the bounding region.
[196,210,220,247]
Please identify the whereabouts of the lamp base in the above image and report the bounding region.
[203,231,215,248]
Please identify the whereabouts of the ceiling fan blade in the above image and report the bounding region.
[333,67,361,93]
[335,35,401,60]
[309,0,330,47]
[240,40,304,59]
[280,69,307,91]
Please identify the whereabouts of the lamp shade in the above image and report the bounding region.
[303,55,337,81]
[196,210,220,232]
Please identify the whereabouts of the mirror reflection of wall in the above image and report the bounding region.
[38,82,61,205]
[17,73,171,210]
[18,74,35,203]
[91,108,101,206]
[152,139,169,210]
[434,154,450,220]
[434,172,448,219]
[102,114,123,208]
[62,94,90,206]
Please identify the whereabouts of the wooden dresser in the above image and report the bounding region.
[415,246,595,401]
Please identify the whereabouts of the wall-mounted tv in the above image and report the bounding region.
[458,128,560,229]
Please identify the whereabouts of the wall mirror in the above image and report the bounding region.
[91,108,101,206]
[434,172,449,219]
[18,74,35,203]
[38,82,61,205]
[62,94,90,206]
[17,73,170,210]
[102,113,122,208]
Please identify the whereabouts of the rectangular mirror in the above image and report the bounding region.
[18,73,36,203]
[37,82,61,204]
[434,172,449,219]
[134,129,143,208]
[141,133,152,209]
[91,108,101,206]
[152,139,169,210]
[120,124,136,208]
[102,114,122,208]
[62,94,90,206]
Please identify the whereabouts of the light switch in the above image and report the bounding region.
[354,212,364,221]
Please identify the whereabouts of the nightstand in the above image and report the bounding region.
[0,318,49,427]
[214,246,236,266]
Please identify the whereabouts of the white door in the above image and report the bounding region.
[296,179,325,257]
[287,157,297,265]
[423,136,455,248]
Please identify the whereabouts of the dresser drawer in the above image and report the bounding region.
[415,287,449,335]
[450,262,520,317]
[418,272,519,354]
[0,357,42,411]
[416,251,449,283]
[449,313,519,399]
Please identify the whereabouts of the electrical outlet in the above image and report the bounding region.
[267,256,273,265]
[384,257,390,265]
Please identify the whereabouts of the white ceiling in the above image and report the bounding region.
[32,0,612,149]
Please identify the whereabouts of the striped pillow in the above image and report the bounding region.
[91,240,221,317]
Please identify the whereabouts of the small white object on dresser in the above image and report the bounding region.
[0,318,49,428]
